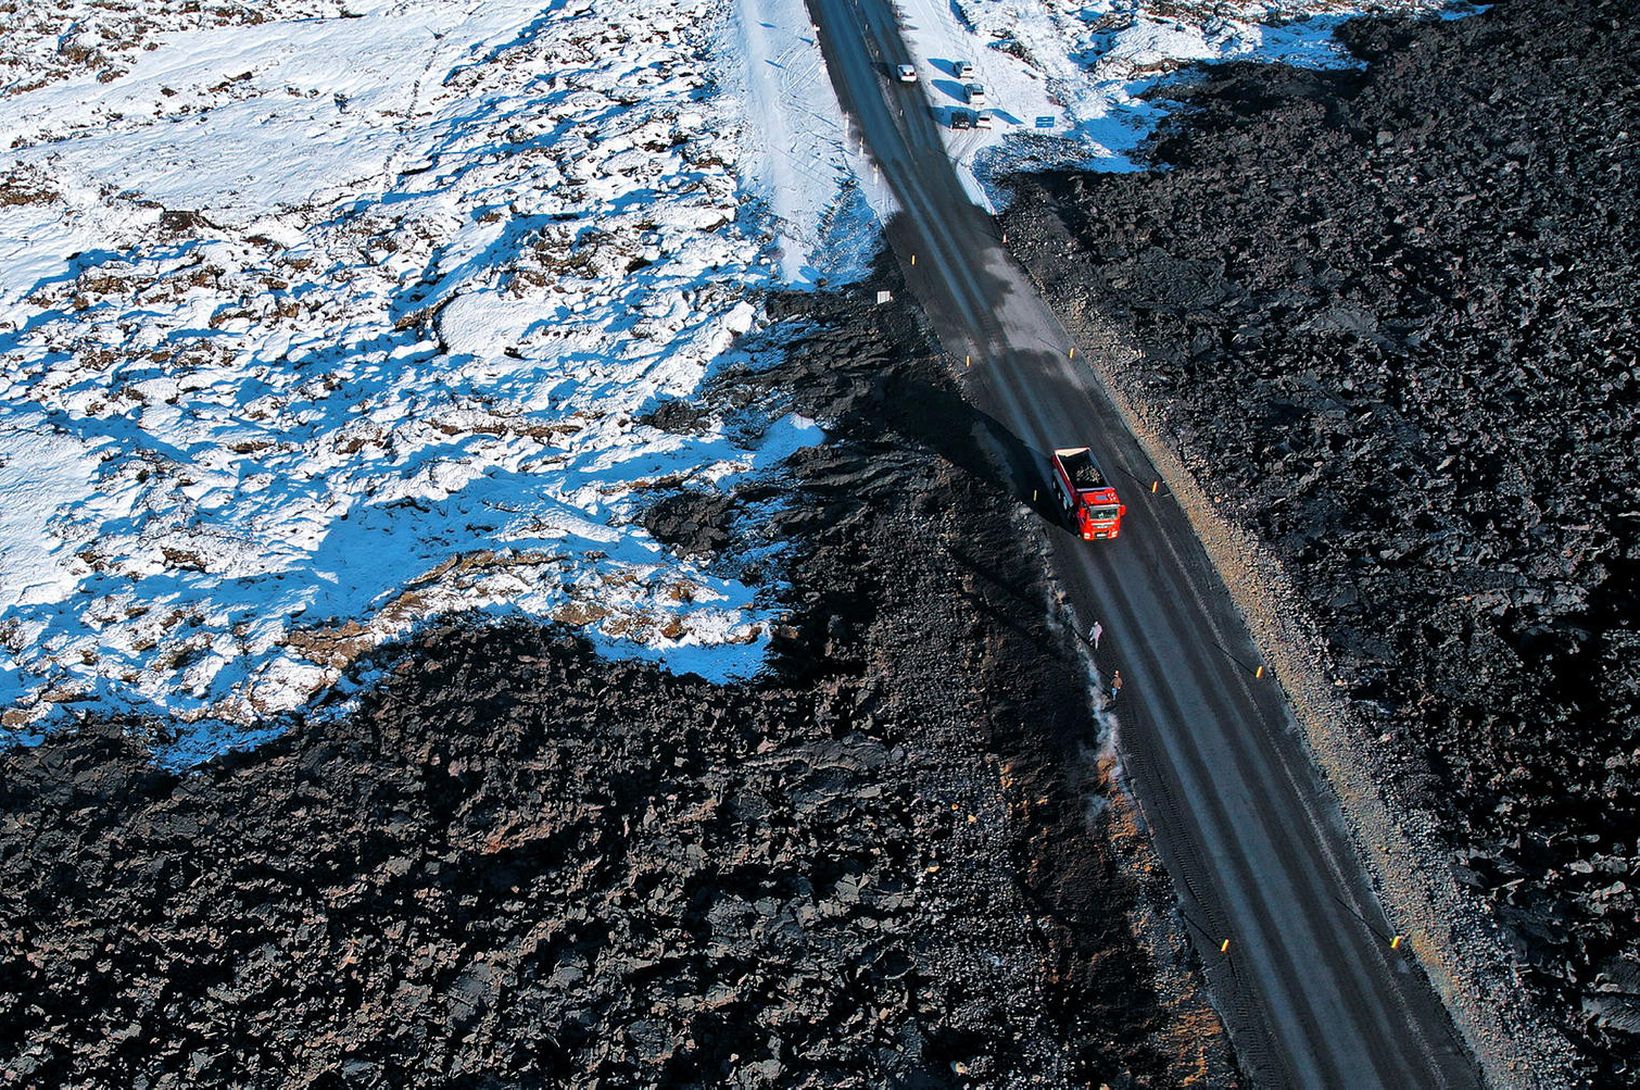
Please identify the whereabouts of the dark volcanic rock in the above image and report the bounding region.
[1002,0,1637,1084]
[0,264,1229,1087]
[637,486,738,557]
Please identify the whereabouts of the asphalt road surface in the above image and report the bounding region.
[805,0,1486,1085]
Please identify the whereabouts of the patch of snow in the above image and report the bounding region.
[0,423,108,611]
[722,0,881,284]
[889,0,1481,206]
[0,0,831,762]
[0,0,362,97]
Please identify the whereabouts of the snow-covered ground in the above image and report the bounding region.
[723,0,877,284]
[882,0,1474,206]
[1,0,1467,763]
[0,0,862,762]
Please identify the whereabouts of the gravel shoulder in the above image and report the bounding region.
[999,1,1637,1084]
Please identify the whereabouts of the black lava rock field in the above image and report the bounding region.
[1001,0,1636,1083]
[0,269,1230,1088]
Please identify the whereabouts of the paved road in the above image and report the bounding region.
[806,0,1485,1085]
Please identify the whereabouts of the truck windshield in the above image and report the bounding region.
[1088,506,1120,522]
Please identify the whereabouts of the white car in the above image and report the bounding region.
[974,110,993,129]
[964,82,987,105]
[896,64,917,83]
[954,60,975,78]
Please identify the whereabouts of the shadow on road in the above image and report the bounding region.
[877,368,1075,533]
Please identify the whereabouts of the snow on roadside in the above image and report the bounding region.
[0,0,850,762]
[721,0,879,285]
[889,0,1477,206]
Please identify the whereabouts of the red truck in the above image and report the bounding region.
[1049,447,1126,540]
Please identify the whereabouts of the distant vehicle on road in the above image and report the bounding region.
[949,109,973,130]
[953,59,974,78]
[974,109,994,129]
[895,63,917,83]
[964,82,986,105]
[1050,447,1127,540]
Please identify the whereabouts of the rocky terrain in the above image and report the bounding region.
[1001,0,1637,1083]
[0,267,1233,1088]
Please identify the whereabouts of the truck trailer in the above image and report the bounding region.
[1049,447,1126,540]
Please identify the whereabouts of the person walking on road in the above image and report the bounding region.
[1089,620,1103,650]
[1108,670,1123,706]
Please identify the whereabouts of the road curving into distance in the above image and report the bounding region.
[804,0,1486,1084]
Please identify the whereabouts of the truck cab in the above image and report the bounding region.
[1049,447,1126,540]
